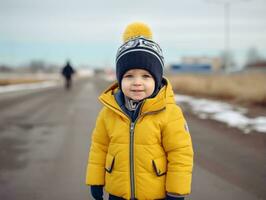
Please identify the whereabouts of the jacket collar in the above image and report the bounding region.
[99,77,175,119]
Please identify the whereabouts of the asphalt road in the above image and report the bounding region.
[0,77,265,200]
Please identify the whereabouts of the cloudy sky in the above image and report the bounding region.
[0,0,265,68]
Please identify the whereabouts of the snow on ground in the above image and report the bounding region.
[76,69,94,77]
[175,94,266,134]
[0,81,59,93]
[0,69,94,94]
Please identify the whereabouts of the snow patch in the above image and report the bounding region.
[175,94,266,134]
[0,81,58,94]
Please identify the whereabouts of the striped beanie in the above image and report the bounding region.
[115,22,164,93]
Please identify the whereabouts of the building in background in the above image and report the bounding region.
[169,56,222,73]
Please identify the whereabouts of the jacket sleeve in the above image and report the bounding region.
[86,108,110,185]
[162,105,194,195]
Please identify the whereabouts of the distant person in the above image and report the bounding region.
[85,22,194,200]
[61,60,75,90]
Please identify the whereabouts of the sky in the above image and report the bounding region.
[0,0,266,68]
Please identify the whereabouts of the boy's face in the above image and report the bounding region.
[121,68,155,101]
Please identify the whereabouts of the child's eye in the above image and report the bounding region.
[143,74,152,78]
[123,74,133,78]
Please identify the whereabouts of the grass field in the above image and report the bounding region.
[167,71,266,106]
[0,73,61,86]
[0,79,47,86]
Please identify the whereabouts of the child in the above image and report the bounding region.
[86,22,194,200]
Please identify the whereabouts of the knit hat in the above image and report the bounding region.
[116,22,164,93]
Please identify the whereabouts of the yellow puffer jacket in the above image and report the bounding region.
[86,78,194,199]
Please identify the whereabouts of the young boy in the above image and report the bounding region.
[86,22,194,200]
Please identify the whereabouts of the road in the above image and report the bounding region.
[0,77,265,200]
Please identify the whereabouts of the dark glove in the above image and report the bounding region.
[90,185,103,200]
[166,194,184,200]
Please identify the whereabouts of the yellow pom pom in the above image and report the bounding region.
[123,22,153,42]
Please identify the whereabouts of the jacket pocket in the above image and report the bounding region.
[105,153,115,173]
[152,156,167,176]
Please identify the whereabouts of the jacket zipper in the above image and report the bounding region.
[129,107,165,200]
[129,122,135,200]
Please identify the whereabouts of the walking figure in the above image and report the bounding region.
[62,60,75,90]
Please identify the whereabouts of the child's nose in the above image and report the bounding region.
[132,77,142,85]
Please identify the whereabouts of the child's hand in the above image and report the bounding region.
[90,185,103,200]
[166,194,185,200]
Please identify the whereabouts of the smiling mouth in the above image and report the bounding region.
[131,90,144,92]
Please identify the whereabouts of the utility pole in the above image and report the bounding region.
[205,0,250,72]
[224,1,230,71]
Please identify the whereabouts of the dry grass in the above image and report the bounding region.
[167,72,266,106]
[0,79,46,86]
